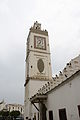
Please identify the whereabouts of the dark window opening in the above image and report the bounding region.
[49,110,53,120]
[26,117,28,119]
[34,113,36,120]
[78,105,80,117]
[59,108,67,120]
[9,107,10,111]
[38,112,39,120]
[21,107,22,112]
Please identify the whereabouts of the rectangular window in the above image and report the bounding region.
[49,111,53,120]
[38,112,39,120]
[78,105,80,117]
[9,107,10,111]
[59,108,67,120]
[34,113,36,120]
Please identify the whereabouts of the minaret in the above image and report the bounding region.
[24,21,52,120]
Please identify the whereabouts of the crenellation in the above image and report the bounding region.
[41,85,46,94]
[52,80,59,87]
[69,56,80,73]
[58,72,66,82]
[63,66,74,79]
[45,83,49,93]
[46,82,51,92]
[55,75,59,79]
[38,88,43,94]
[49,81,54,89]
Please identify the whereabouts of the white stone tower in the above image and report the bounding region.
[24,21,52,120]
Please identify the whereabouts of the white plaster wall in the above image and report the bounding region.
[29,52,52,80]
[29,80,48,98]
[24,80,48,119]
[46,72,80,120]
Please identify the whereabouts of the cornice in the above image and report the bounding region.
[29,49,50,54]
[24,77,52,87]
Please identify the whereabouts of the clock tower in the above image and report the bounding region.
[24,21,52,120]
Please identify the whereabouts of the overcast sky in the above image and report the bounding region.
[0,0,80,104]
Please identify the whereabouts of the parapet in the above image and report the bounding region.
[29,21,48,36]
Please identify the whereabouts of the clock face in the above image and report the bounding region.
[34,36,46,50]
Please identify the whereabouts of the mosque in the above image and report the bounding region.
[24,21,80,120]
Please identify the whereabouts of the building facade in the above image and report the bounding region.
[24,22,80,120]
[44,55,80,120]
[0,100,6,111]
[0,101,24,116]
[6,104,24,115]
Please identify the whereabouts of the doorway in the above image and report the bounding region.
[59,108,67,120]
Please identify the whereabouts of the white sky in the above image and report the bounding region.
[0,0,80,104]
